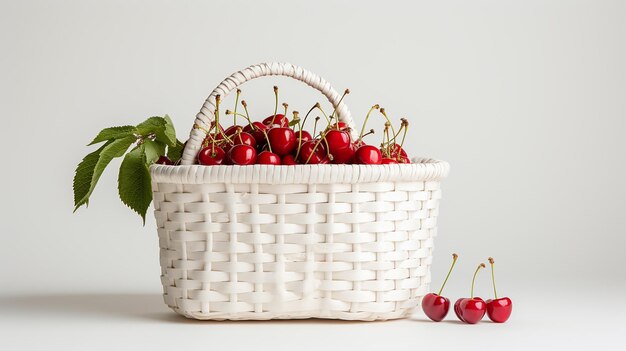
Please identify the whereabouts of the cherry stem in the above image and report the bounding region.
[263,128,273,153]
[213,95,232,144]
[241,101,259,131]
[294,111,304,159]
[314,103,331,125]
[313,116,320,137]
[379,108,397,146]
[283,103,288,118]
[399,120,408,149]
[489,257,498,299]
[382,124,390,157]
[361,129,375,139]
[437,253,458,296]
[358,105,379,141]
[330,89,350,127]
[301,104,316,130]
[471,263,486,298]
[233,89,241,126]
[272,86,279,124]
[305,130,330,164]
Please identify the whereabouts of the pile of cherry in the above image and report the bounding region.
[193,87,410,166]
[423,254,513,324]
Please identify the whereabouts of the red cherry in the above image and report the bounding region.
[257,151,281,165]
[267,127,297,156]
[325,130,352,161]
[228,144,257,165]
[243,122,268,144]
[422,294,450,322]
[485,257,512,323]
[455,263,487,324]
[263,114,289,127]
[381,158,398,164]
[332,142,355,164]
[298,140,330,164]
[354,145,382,164]
[296,130,313,144]
[231,131,257,148]
[390,144,408,158]
[221,142,233,155]
[455,298,487,324]
[198,146,226,165]
[486,298,512,323]
[155,156,173,165]
[422,253,458,322]
[281,154,298,165]
[223,125,242,138]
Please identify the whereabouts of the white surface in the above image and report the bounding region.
[1,285,624,350]
[1,0,626,348]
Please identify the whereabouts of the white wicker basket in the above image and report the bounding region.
[150,62,450,320]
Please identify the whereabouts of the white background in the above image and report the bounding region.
[1,0,625,350]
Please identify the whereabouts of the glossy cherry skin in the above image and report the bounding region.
[422,293,450,322]
[486,297,512,323]
[390,144,408,158]
[454,297,486,324]
[231,131,257,147]
[332,142,355,164]
[228,144,257,165]
[155,156,173,165]
[222,125,242,138]
[263,114,289,127]
[197,146,226,165]
[326,130,352,159]
[354,145,382,164]
[243,122,268,145]
[256,151,281,165]
[298,140,330,164]
[382,158,398,164]
[281,154,298,165]
[267,127,297,156]
[296,130,313,144]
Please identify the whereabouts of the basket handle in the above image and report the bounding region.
[180,62,356,165]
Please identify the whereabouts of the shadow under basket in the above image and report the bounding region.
[150,160,449,321]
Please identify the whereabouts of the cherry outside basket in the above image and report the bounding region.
[150,62,450,320]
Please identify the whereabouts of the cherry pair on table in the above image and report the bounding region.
[422,254,512,324]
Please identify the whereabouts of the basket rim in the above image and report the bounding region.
[150,158,449,185]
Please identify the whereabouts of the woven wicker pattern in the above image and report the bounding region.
[151,161,449,320]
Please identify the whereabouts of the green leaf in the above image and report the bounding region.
[73,141,111,211]
[143,139,166,165]
[158,114,177,146]
[118,146,153,224]
[167,139,185,162]
[136,116,165,135]
[88,126,136,145]
[136,116,177,147]
[74,135,137,211]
